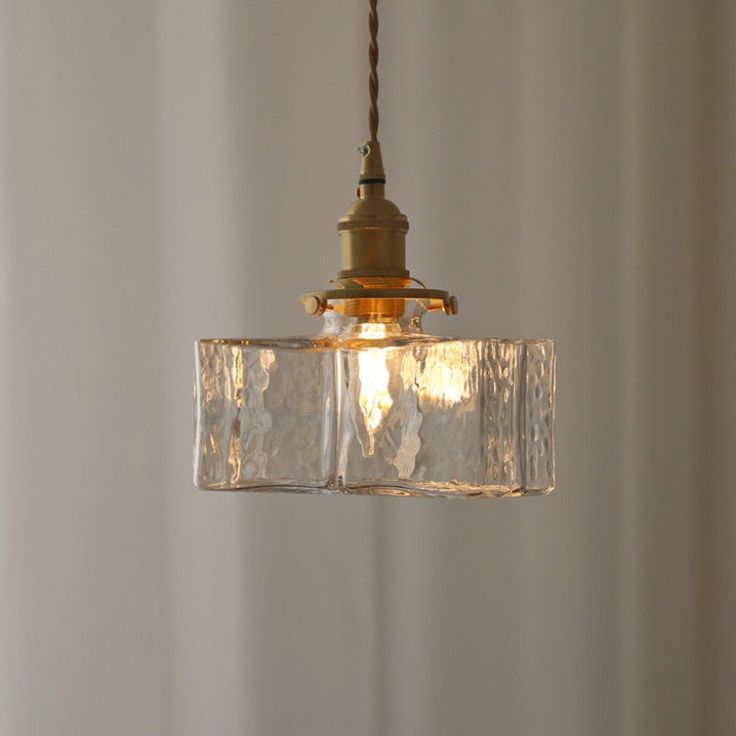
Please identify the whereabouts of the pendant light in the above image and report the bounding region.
[194,0,555,498]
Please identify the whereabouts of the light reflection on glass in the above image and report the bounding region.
[419,343,476,409]
[353,324,477,456]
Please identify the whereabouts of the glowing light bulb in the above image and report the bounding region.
[353,327,478,456]
[357,346,393,455]
[355,322,391,339]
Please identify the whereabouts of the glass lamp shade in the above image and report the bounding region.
[194,302,555,498]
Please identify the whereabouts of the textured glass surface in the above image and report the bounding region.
[194,314,555,498]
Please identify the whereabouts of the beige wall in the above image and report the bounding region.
[1,1,734,734]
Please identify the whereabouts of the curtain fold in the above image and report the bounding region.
[1,2,733,734]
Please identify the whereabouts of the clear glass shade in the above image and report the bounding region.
[194,303,555,498]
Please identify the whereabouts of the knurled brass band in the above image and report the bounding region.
[343,298,405,318]
[301,287,450,302]
[337,217,409,232]
[337,270,410,280]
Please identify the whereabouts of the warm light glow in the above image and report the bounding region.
[358,348,393,455]
[355,322,392,339]
[419,344,476,409]
[354,323,396,455]
[354,326,477,456]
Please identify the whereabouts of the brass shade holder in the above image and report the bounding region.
[300,139,458,319]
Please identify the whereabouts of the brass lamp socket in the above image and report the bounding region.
[300,139,458,320]
[337,141,409,280]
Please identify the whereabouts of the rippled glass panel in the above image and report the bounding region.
[194,316,555,498]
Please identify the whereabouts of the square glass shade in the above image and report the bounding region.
[194,317,555,498]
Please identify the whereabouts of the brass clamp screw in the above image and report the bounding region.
[302,295,326,315]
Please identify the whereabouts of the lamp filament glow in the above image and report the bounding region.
[357,349,393,454]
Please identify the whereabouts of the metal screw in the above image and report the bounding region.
[357,142,371,158]
[302,295,325,315]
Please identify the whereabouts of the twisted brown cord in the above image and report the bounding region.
[368,0,379,141]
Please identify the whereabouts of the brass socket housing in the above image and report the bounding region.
[301,140,457,319]
[337,141,408,279]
